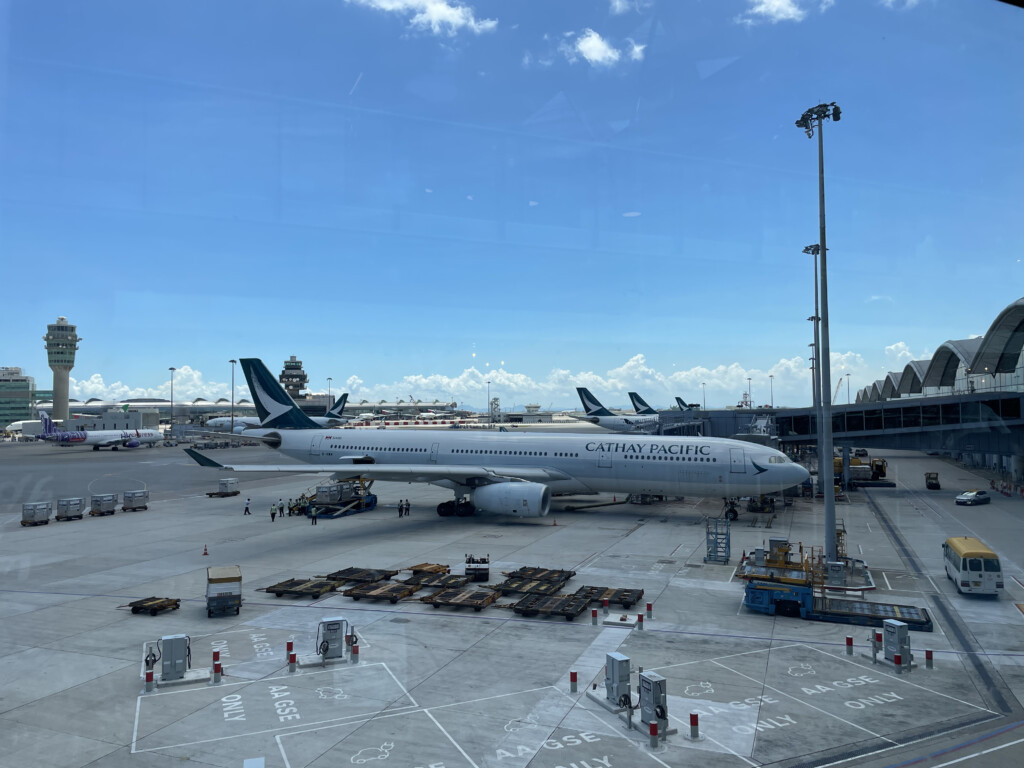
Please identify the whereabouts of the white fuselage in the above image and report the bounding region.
[206,415,347,432]
[263,428,807,497]
[569,413,661,434]
[42,428,163,449]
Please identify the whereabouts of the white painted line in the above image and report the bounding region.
[427,684,556,711]
[729,566,737,581]
[803,645,996,713]
[668,711,758,767]
[130,695,142,754]
[275,734,292,768]
[712,660,896,743]
[928,735,1024,767]
[883,572,892,591]
[866,522,872,533]
[655,643,802,672]
[858,545,863,555]
[424,709,480,768]
[737,595,746,615]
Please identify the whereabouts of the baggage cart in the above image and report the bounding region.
[122,490,150,511]
[264,578,340,598]
[573,586,646,609]
[490,577,571,596]
[505,566,576,582]
[207,565,243,617]
[90,493,118,516]
[402,573,470,589]
[323,567,399,584]
[56,497,86,521]
[206,478,240,498]
[21,501,52,526]
[407,562,451,575]
[344,581,422,603]
[421,588,501,611]
[126,597,181,616]
[512,592,591,620]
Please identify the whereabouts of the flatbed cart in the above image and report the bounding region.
[421,588,501,611]
[505,566,576,582]
[512,592,591,621]
[490,577,571,596]
[343,581,422,604]
[264,579,341,599]
[323,567,399,584]
[123,597,181,615]
[403,573,470,589]
[573,586,645,609]
[743,581,933,631]
[407,563,452,575]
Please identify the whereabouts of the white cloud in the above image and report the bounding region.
[344,0,497,37]
[820,0,835,10]
[866,295,894,304]
[884,342,916,369]
[880,0,922,9]
[609,0,632,15]
[736,0,807,26]
[562,28,621,67]
[625,37,646,61]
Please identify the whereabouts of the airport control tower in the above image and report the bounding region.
[43,316,81,421]
[280,355,308,400]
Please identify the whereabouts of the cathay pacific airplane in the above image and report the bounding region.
[206,393,350,432]
[628,392,658,416]
[37,412,162,450]
[185,359,809,519]
[571,387,660,434]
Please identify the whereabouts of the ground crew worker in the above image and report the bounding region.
[270,503,276,522]
[311,506,318,525]
[243,498,251,515]
[287,498,294,516]
[277,498,284,520]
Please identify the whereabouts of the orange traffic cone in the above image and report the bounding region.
[202,545,209,556]
[552,519,557,526]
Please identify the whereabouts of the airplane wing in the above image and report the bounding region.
[184,449,577,486]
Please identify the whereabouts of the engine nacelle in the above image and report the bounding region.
[124,440,141,448]
[470,482,551,517]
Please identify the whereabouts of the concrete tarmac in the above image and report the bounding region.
[1,441,1023,768]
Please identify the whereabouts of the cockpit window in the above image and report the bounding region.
[768,456,788,464]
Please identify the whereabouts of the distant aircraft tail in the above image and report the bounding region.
[628,392,658,415]
[675,396,693,412]
[239,358,321,429]
[576,387,613,417]
[326,392,349,419]
[38,411,60,436]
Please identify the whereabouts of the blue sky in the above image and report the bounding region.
[1,0,1021,411]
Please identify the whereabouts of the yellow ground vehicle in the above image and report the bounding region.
[943,537,1003,595]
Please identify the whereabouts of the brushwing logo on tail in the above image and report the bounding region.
[251,378,293,424]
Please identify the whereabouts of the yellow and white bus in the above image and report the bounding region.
[943,537,1004,595]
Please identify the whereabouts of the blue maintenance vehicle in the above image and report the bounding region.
[743,580,933,632]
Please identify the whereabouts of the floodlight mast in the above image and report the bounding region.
[796,102,841,562]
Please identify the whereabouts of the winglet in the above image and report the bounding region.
[185,448,225,468]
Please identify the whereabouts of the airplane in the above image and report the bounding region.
[675,397,699,411]
[571,387,660,434]
[185,358,809,519]
[37,412,162,450]
[628,392,658,416]
[206,393,350,432]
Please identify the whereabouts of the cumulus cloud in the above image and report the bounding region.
[344,0,497,37]
[65,352,895,411]
[562,28,621,67]
[625,38,646,61]
[736,0,807,26]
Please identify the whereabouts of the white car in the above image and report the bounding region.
[955,490,991,506]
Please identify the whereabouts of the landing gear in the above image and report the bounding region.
[436,499,476,517]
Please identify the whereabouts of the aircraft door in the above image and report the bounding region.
[598,451,612,469]
[729,447,745,474]
[430,442,439,464]
[310,435,325,456]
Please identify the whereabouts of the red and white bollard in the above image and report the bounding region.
[925,649,934,670]
[145,668,154,693]
[871,631,882,663]
[351,642,359,664]
[689,712,700,741]
[649,721,659,749]
[646,602,653,620]
[637,613,644,630]
[570,670,578,694]
[846,636,853,656]
[592,608,598,626]
[212,650,222,684]
[894,653,903,674]
[602,598,610,616]
[288,652,296,673]
[286,640,293,660]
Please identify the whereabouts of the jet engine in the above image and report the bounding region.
[470,482,551,517]
[124,440,141,448]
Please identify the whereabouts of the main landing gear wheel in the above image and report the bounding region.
[455,501,475,517]
[725,506,739,521]
[437,500,456,517]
